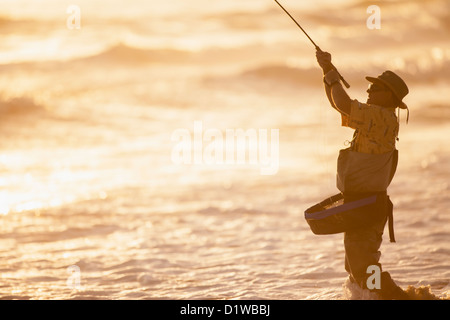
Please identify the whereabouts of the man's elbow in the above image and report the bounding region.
[335,99,351,115]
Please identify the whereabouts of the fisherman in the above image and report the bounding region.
[316,49,410,299]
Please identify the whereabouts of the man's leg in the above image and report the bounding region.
[344,217,409,299]
[344,218,385,288]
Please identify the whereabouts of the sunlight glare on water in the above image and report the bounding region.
[0,0,448,300]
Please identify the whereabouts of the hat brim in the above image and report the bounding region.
[366,76,407,109]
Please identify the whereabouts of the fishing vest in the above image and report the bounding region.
[336,147,398,194]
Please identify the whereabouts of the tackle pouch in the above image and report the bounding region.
[304,192,395,242]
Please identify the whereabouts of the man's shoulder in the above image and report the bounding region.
[352,100,383,110]
[352,100,396,117]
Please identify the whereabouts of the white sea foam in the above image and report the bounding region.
[0,0,448,300]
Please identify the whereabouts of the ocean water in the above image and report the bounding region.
[0,0,448,300]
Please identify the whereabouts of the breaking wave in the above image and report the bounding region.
[205,56,450,91]
[0,96,45,117]
[76,43,195,66]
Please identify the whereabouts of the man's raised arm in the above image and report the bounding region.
[316,49,351,115]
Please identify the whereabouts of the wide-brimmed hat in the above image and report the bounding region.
[366,70,409,109]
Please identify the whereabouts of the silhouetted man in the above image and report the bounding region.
[316,49,410,300]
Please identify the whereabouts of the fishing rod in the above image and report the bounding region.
[274,0,350,88]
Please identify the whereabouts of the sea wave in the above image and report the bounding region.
[240,64,320,87]
[2,40,448,86]
[0,15,60,36]
[0,43,207,69]
[76,43,195,66]
[204,56,450,91]
[0,95,45,117]
[413,103,450,124]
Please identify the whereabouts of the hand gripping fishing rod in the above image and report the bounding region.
[274,0,350,88]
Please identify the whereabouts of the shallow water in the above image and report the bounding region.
[0,0,449,299]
